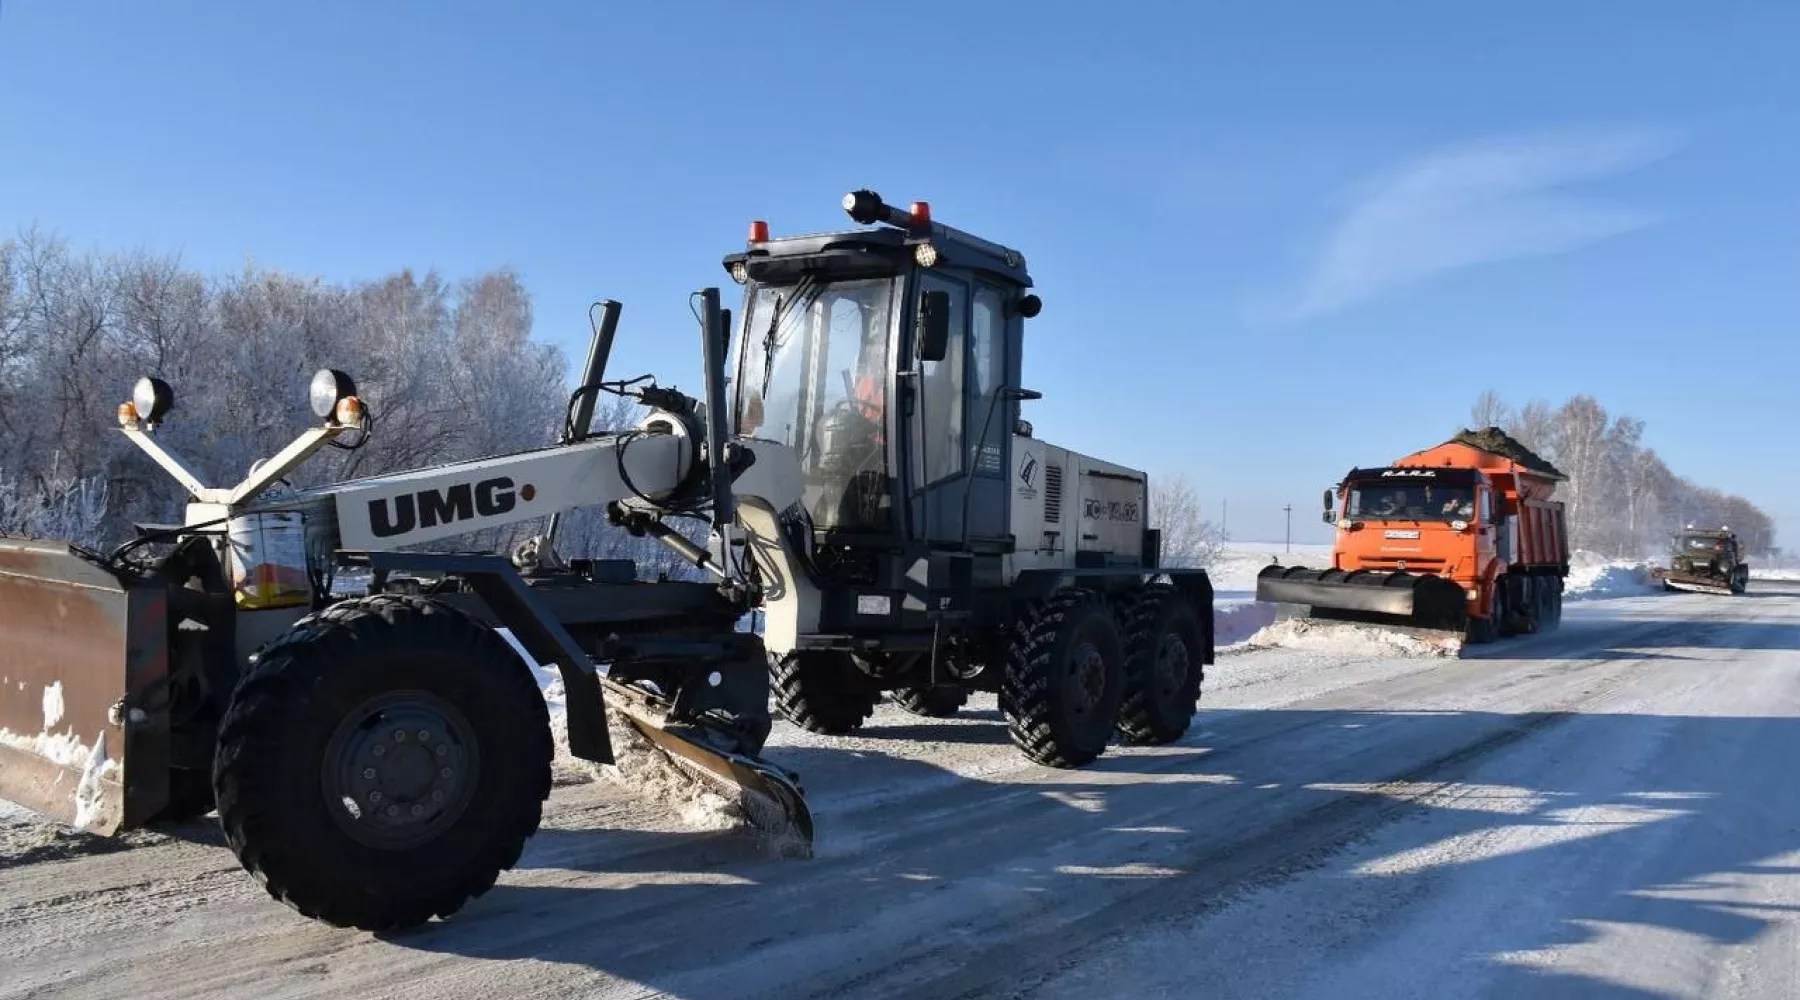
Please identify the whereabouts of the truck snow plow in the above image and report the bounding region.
[1256,428,1571,645]
[0,190,1211,930]
[1653,527,1750,596]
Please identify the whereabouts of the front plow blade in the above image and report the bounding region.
[0,539,168,834]
[597,676,814,857]
[1256,565,1470,632]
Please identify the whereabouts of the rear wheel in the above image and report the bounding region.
[213,595,552,931]
[1002,589,1126,768]
[773,651,878,735]
[1115,585,1206,746]
[891,683,968,719]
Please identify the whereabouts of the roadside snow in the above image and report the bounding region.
[1564,550,1659,601]
[1752,566,1800,582]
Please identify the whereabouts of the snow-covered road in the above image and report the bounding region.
[4,583,1798,1000]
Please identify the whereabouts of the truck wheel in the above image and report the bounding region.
[892,683,968,719]
[1732,570,1748,595]
[213,595,552,931]
[1115,584,1205,746]
[1464,588,1498,645]
[1002,589,1126,768]
[773,651,877,735]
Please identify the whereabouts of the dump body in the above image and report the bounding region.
[1258,429,1570,639]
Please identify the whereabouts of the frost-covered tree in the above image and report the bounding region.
[1150,474,1226,569]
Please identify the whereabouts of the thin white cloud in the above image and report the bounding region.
[1280,127,1682,320]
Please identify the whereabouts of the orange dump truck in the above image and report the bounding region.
[1256,428,1571,643]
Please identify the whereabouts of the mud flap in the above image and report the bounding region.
[0,539,170,833]
[1255,565,1470,633]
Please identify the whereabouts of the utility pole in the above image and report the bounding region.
[1284,504,1292,553]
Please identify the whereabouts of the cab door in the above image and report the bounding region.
[906,272,968,544]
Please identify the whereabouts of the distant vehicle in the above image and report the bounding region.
[1655,527,1750,596]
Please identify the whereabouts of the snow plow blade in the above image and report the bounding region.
[1659,573,1735,596]
[0,538,170,834]
[1255,565,1470,632]
[598,675,814,856]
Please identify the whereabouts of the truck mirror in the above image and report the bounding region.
[916,290,950,363]
[1322,488,1335,512]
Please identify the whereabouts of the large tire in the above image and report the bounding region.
[892,683,969,719]
[213,595,552,931]
[773,651,878,735]
[1002,589,1127,768]
[1464,587,1498,645]
[1115,584,1205,746]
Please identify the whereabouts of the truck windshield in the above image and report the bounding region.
[1681,536,1725,553]
[1347,483,1475,521]
[734,276,897,531]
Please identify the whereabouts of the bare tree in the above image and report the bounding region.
[1469,389,1513,430]
[1150,474,1225,569]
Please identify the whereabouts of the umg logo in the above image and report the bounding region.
[369,477,535,537]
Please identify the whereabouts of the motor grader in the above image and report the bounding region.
[0,190,1213,931]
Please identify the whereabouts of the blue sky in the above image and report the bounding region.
[2,1,1795,545]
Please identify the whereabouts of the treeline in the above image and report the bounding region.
[0,228,692,575]
[1467,390,1777,557]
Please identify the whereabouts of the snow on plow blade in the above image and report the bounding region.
[598,674,814,857]
[0,539,170,834]
[1255,565,1470,631]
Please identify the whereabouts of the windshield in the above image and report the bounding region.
[1347,482,1475,521]
[734,276,897,531]
[1681,536,1726,553]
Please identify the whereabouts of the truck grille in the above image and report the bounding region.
[1044,464,1063,523]
[1360,557,1447,574]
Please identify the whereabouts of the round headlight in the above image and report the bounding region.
[914,242,939,268]
[309,368,357,420]
[730,261,749,284]
[132,376,174,424]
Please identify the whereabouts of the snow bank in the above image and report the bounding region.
[1563,551,1659,601]
[1242,618,1461,658]
[1751,566,1800,582]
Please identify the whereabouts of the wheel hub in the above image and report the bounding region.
[1154,633,1190,696]
[323,692,479,848]
[1070,642,1107,714]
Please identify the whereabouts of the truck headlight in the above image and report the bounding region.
[132,376,174,424]
[1450,519,1468,532]
[310,368,358,420]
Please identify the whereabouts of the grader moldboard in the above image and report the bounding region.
[0,190,1214,931]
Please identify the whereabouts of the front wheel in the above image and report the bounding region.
[213,595,553,931]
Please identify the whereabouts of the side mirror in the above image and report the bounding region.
[916,290,950,363]
[1321,488,1336,522]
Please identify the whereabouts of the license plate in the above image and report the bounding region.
[1384,529,1421,539]
[857,594,892,616]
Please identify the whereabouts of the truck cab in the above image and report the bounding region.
[1326,466,1498,596]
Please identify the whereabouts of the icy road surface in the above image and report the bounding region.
[4,584,1799,1000]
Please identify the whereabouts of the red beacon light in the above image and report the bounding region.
[748,220,770,243]
[908,201,931,227]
